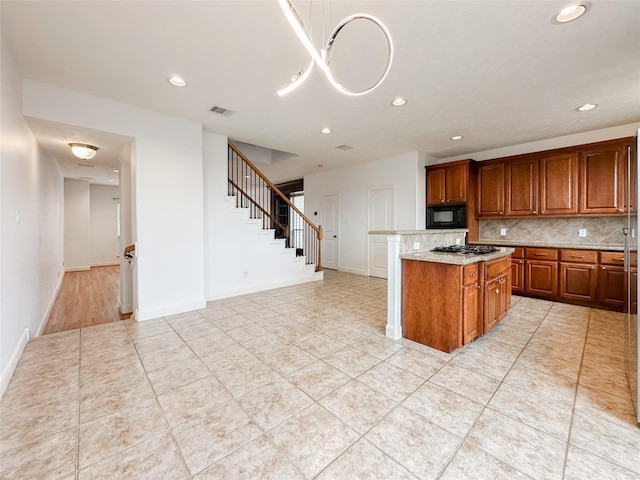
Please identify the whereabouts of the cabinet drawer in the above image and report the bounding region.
[463,264,480,285]
[525,248,559,261]
[560,249,597,264]
[600,251,634,266]
[485,256,511,280]
[512,247,525,259]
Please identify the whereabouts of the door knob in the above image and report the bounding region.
[333,235,337,238]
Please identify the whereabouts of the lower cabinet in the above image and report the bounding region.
[401,255,511,353]
[524,248,559,298]
[598,265,625,308]
[511,247,525,294]
[483,257,511,334]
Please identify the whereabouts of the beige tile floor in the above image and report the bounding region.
[1,270,639,479]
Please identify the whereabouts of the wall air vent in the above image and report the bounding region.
[209,105,235,117]
[336,144,354,151]
[78,176,92,180]
[77,163,95,168]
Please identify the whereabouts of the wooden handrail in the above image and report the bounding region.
[228,178,288,236]
[229,141,321,235]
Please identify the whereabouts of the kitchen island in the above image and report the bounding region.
[401,247,514,353]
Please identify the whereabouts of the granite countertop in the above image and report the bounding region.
[369,229,468,235]
[400,247,515,265]
[471,240,624,252]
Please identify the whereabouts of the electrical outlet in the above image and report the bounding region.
[500,228,507,236]
[455,238,461,245]
[413,242,420,250]
[579,229,587,237]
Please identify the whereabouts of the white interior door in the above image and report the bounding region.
[368,187,394,278]
[321,194,339,270]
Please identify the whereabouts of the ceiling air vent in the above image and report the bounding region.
[78,176,92,180]
[77,163,95,168]
[209,105,235,117]
[336,144,354,151]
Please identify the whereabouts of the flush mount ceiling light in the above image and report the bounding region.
[168,75,187,87]
[113,169,120,173]
[391,97,407,107]
[277,0,393,97]
[553,3,590,23]
[451,135,464,141]
[577,103,597,111]
[320,127,332,134]
[69,143,98,160]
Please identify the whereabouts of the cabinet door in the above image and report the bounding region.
[511,258,524,294]
[525,260,558,297]
[496,272,510,321]
[579,145,625,214]
[598,265,625,307]
[427,167,446,205]
[560,262,597,302]
[540,153,578,215]
[446,163,468,204]
[477,163,505,216]
[483,277,499,333]
[506,158,538,216]
[462,282,480,344]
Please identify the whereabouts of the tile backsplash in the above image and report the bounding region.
[479,217,627,247]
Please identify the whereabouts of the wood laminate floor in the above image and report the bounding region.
[44,265,129,335]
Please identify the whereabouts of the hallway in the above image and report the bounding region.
[44,266,128,335]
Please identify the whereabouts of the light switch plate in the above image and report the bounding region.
[413,242,420,250]
[579,228,587,237]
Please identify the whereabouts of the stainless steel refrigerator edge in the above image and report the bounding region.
[628,131,639,425]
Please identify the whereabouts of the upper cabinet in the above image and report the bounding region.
[539,152,578,215]
[477,162,505,216]
[506,158,538,216]
[426,161,471,205]
[579,143,626,214]
[476,137,635,218]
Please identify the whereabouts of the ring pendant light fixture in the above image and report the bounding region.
[277,0,393,97]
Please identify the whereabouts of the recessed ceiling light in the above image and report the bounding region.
[451,135,464,141]
[554,3,589,23]
[577,103,597,111]
[168,75,187,87]
[391,97,407,107]
[113,169,119,173]
[320,127,332,134]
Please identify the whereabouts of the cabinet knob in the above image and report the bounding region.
[533,211,537,214]
[496,288,500,294]
[614,257,624,261]
[469,272,476,277]
[476,285,481,289]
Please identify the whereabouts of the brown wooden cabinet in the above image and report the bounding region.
[477,162,505,216]
[511,247,525,294]
[462,264,481,344]
[598,251,635,308]
[524,248,558,298]
[559,249,598,303]
[426,161,471,205]
[483,256,511,334]
[506,158,538,216]
[426,167,446,205]
[539,152,578,215]
[579,144,626,214]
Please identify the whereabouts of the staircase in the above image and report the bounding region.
[225,141,323,289]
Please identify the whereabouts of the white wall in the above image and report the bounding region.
[1,41,64,396]
[438,122,640,164]
[304,151,425,275]
[90,184,119,266]
[22,80,206,321]
[64,179,90,271]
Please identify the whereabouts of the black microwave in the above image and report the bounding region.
[427,204,467,229]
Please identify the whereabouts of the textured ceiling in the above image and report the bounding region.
[2,1,639,184]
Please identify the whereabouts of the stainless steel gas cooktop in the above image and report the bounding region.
[431,245,498,255]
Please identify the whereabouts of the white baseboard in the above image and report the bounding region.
[136,299,207,321]
[206,272,324,301]
[90,261,119,267]
[0,328,29,399]
[337,266,368,276]
[36,271,65,336]
[65,266,90,272]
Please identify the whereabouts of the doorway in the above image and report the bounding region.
[368,187,394,278]
[321,193,339,270]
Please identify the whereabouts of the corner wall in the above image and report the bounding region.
[1,41,64,396]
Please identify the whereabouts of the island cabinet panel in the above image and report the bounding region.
[511,247,525,294]
[477,162,505,216]
[539,152,578,215]
[462,263,481,344]
[401,260,463,353]
[505,158,538,216]
[483,257,511,334]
